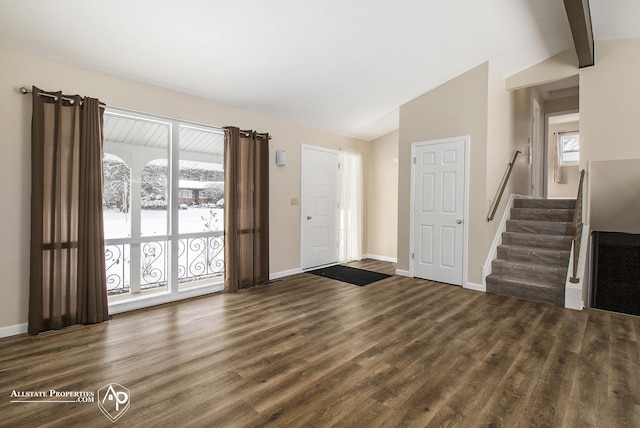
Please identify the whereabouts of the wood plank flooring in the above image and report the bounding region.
[1,260,639,427]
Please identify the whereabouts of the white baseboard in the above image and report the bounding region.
[270,268,303,280]
[0,322,28,338]
[395,269,411,277]
[109,284,223,315]
[363,254,397,263]
[482,194,529,289]
[464,282,485,292]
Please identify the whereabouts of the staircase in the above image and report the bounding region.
[486,199,575,306]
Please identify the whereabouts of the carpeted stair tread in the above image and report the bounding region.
[492,258,567,283]
[486,273,564,305]
[486,273,563,290]
[510,208,574,222]
[501,232,573,251]
[506,219,573,236]
[487,198,575,307]
[497,244,571,266]
[514,198,576,209]
[492,258,568,270]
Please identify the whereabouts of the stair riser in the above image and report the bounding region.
[510,208,574,222]
[485,199,575,308]
[497,246,570,266]
[514,199,576,209]
[506,220,573,236]
[491,261,567,284]
[501,233,573,251]
[486,277,564,306]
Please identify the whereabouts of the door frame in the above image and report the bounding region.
[300,144,340,270]
[531,97,543,198]
[409,136,470,287]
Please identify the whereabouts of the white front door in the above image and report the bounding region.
[301,146,339,269]
[412,137,466,285]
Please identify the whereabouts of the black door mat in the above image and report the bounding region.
[307,265,392,286]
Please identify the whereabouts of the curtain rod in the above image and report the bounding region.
[224,128,272,140]
[19,86,106,108]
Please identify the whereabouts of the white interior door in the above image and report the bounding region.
[301,146,339,269]
[412,138,466,285]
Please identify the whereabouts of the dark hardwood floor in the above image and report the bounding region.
[1,260,639,427]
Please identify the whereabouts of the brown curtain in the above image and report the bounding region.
[28,86,109,335]
[223,127,269,292]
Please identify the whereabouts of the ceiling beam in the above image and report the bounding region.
[563,0,595,68]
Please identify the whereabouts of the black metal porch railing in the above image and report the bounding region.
[105,231,224,295]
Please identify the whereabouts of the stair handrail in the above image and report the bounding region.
[569,169,586,283]
[487,150,521,222]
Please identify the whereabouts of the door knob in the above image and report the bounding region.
[456,219,463,224]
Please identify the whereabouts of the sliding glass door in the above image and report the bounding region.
[176,124,225,290]
[102,110,224,309]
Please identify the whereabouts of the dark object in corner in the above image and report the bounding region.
[592,231,640,316]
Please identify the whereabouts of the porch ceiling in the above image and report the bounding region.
[104,113,224,157]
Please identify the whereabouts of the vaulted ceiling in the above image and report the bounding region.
[0,1,638,141]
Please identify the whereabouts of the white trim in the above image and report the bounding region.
[564,226,589,311]
[270,267,304,280]
[464,282,484,292]
[109,284,223,315]
[410,136,470,286]
[302,262,339,271]
[462,138,470,289]
[363,254,397,263]
[104,108,225,312]
[395,269,411,277]
[565,166,589,311]
[0,323,28,338]
[558,131,580,167]
[481,194,531,291]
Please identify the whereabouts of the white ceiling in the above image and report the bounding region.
[0,0,638,141]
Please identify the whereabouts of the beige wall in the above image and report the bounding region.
[398,63,508,284]
[545,95,579,115]
[0,48,368,331]
[507,39,640,169]
[510,88,535,197]
[506,49,578,90]
[506,38,640,240]
[590,159,640,233]
[580,39,640,163]
[580,38,640,231]
[398,63,488,281]
[398,62,525,285]
[365,130,398,260]
[547,120,580,198]
[486,63,526,251]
